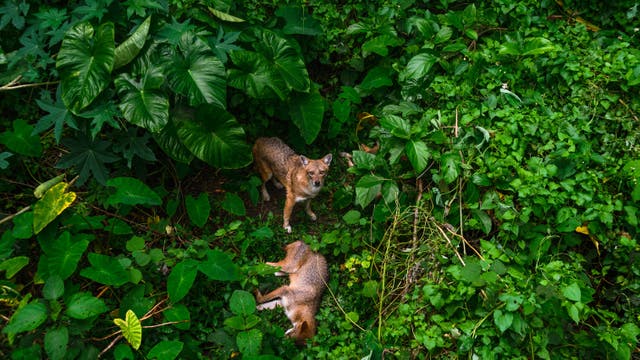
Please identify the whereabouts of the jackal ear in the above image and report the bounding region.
[322,154,333,166]
[300,155,309,166]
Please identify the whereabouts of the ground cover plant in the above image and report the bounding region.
[1,0,639,359]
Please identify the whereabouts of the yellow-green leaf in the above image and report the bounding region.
[114,309,142,350]
[207,7,245,22]
[33,182,76,234]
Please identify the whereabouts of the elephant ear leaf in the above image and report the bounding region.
[173,104,252,169]
[57,21,115,114]
[113,16,151,70]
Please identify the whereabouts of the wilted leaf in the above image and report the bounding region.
[33,182,76,234]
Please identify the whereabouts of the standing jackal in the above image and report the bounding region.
[252,137,332,233]
[255,241,329,345]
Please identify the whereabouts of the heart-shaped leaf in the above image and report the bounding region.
[106,177,162,207]
[289,83,324,144]
[253,29,310,92]
[167,259,199,303]
[57,21,115,114]
[115,66,169,133]
[147,340,184,360]
[114,310,142,350]
[66,292,108,319]
[33,182,76,234]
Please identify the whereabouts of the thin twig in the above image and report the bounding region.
[0,206,31,226]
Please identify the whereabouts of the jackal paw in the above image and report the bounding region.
[261,191,271,202]
[284,225,292,233]
[308,212,317,221]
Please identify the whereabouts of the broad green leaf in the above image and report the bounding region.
[493,309,513,333]
[106,177,162,207]
[567,303,580,324]
[289,83,325,144]
[207,7,245,22]
[471,209,492,234]
[355,175,384,208]
[406,140,430,174]
[113,16,151,69]
[254,29,309,92]
[228,50,287,100]
[46,231,90,280]
[152,119,194,163]
[441,152,460,183]
[380,114,411,139]
[224,314,261,331]
[460,260,483,285]
[115,68,169,133]
[2,301,48,335]
[167,259,199,303]
[276,6,322,35]
[434,26,453,44]
[198,249,241,281]
[168,32,226,108]
[45,326,69,360]
[236,329,262,356]
[562,282,582,302]
[0,119,42,157]
[163,304,190,330]
[0,231,16,261]
[230,290,256,316]
[0,256,29,279]
[522,37,556,55]
[126,236,145,252]
[400,53,438,82]
[186,193,211,227]
[57,22,115,113]
[120,285,155,320]
[147,340,184,360]
[43,275,65,300]
[12,211,33,239]
[80,253,129,286]
[174,104,253,169]
[220,192,245,216]
[66,292,108,319]
[114,310,142,350]
[33,182,76,234]
[359,66,393,90]
[362,34,403,57]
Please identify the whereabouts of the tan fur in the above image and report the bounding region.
[252,137,332,233]
[255,241,329,346]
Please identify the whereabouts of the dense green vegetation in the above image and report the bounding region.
[1,0,639,358]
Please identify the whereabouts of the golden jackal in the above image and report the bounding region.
[252,137,332,233]
[255,240,329,345]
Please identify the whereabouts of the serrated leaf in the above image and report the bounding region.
[0,119,42,156]
[43,275,65,300]
[400,53,438,82]
[289,84,324,144]
[236,329,262,356]
[167,259,199,303]
[168,32,226,108]
[33,182,76,234]
[57,21,115,113]
[114,310,142,350]
[114,16,151,69]
[66,292,108,319]
[406,140,430,174]
[359,66,392,90]
[106,177,162,207]
[174,104,253,169]
[441,152,460,183]
[186,193,211,227]
[56,134,119,185]
[198,249,241,281]
[80,253,129,286]
[147,340,184,360]
[355,175,384,208]
[2,301,48,335]
[562,282,582,302]
[229,290,256,316]
[45,326,69,360]
[380,114,410,139]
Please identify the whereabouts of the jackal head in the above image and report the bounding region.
[300,154,332,188]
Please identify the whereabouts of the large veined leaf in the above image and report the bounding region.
[229,290,256,316]
[65,292,108,319]
[115,67,169,133]
[43,231,90,280]
[79,253,129,286]
[114,16,151,69]
[147,340,184,360]
[174,104,252,169]
[275,6,322,36]
[185,193,211,227]
[2,301,48,336]
[400,53,438,82]
[406,140,430,174]
[33,182,76,234]
[289,84,324,144]
[227,50,287,100]
[0,119,42,157]
[105,177,162,207]
[167,259,199,303]
[253,29,309,92]
[198,249,241,281]
[57,22,115,114]
[114,310,142,350]
[168,32,226,109]
[153,125,193,164]
[45,326,69,360]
